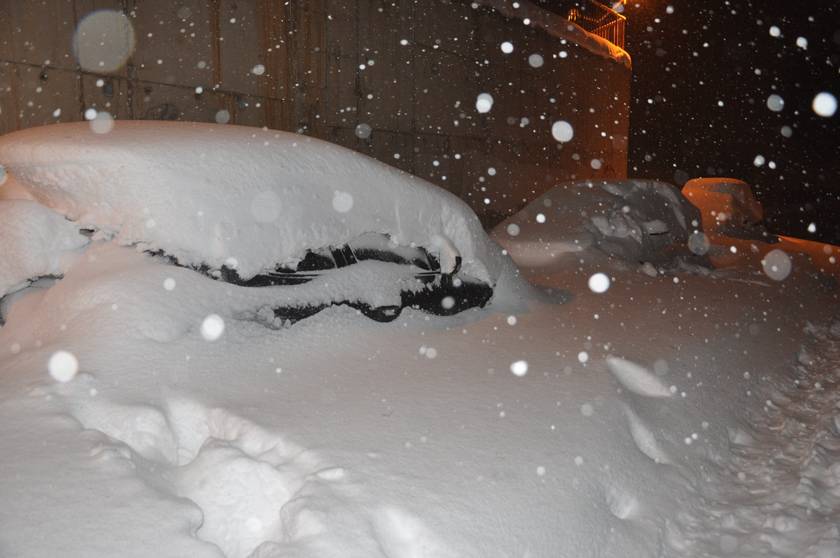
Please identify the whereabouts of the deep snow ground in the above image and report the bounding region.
[1,233,839,557]
[672,321,840,557]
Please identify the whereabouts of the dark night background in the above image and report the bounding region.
[623,0,840,244]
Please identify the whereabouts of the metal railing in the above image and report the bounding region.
[539,1,626,50]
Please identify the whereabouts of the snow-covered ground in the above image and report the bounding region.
[1,124,840,557]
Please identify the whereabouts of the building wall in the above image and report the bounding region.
[0,0,630,225]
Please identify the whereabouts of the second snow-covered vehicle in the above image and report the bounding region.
[0,121,508,325]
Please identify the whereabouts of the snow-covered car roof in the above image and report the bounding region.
[0,122,505,285]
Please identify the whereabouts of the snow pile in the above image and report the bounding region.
[0,122,507,285]
[493,179,705,266]
[0,200,87,299]
[682,177,768,239]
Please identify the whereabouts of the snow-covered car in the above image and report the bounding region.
[491,179,707,269]
[0,122,510,326]
[679,177,840,279]
[681,177,773,241]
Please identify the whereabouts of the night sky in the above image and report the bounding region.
[624,0,839,244]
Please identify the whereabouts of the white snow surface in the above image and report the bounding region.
[3,151,840,558]
[0,122,504,284]
[0,200,87,299]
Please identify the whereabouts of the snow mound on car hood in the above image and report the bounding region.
[492,179,705,266]
[0,122,504,284]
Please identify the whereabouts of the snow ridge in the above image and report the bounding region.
[607,356,673,398]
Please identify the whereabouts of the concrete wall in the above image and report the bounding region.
[0,0,630,225]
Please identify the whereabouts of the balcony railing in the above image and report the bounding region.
[538,1,626,50]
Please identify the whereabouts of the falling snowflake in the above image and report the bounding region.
[90,111,114,134]
[215,110,231,124]
[551,120,574,143]
[766,94,784,112]
[588,273,610,293]
[332,191,354,213]
[48,350,79,382]
[761,249,792,281]
[510,360,528,377]
[200,314,225,341]
[354,123,372,139]
[475,93,494,114]
[528,53,544,68]
[812,92,837,118]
